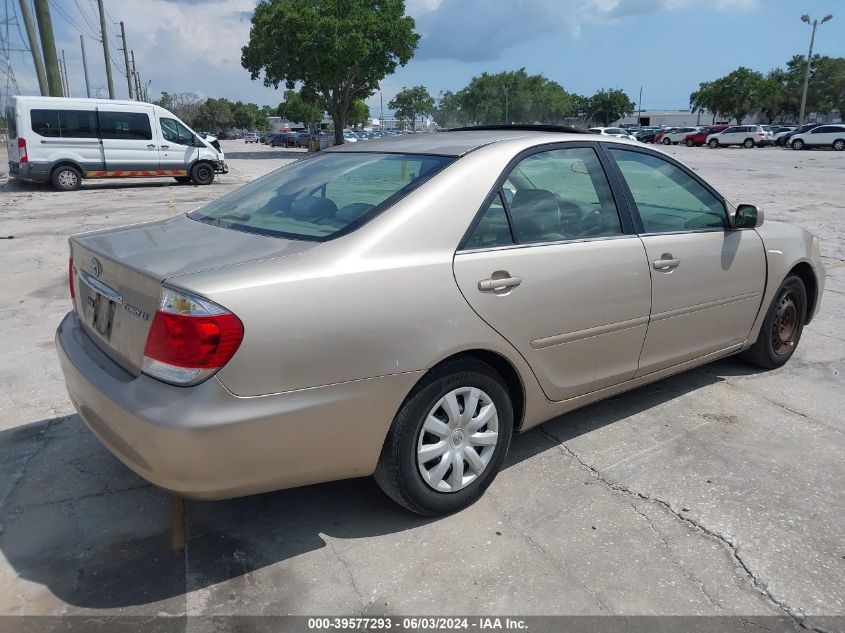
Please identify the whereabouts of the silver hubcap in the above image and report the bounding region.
[417,387,499,493]
[58,170,77,188]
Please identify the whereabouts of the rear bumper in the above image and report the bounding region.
[10,161,50,183]
[56,312,421,499]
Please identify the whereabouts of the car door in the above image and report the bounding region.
[157,116,199,172]
[720,126,739,145]
[605,146,766,375]
[453,144,652,401]
[97,104,158,172]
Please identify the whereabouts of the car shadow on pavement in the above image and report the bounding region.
[0,357,763,610]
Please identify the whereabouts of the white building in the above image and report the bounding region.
[615,110,735,127]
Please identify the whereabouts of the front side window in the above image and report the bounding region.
[99,111,152,140]
[500,147,622,244]
[160,118,195,145]
[190,152,452,240]
[609,149,726,233]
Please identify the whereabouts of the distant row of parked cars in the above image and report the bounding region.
[626,123,845,151]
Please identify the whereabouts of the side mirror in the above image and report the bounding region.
[734,204,764,229]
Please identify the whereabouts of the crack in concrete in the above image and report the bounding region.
[325,538,369,613]
[537,427,830,633]
[627,501,722,610]
[486,491,614,615]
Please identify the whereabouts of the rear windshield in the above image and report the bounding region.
[189,152,453,241]
[5,105,16,139]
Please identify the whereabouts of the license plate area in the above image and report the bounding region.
[88,292,117,340]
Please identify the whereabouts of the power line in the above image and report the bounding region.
[48,0,98,39]
[71,0,100,36]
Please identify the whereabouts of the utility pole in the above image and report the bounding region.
[798,14,833,125]
[80,35,91,97]
[96,0,114,98]
[32,0,62,96]
[119,21,133,99]
[60,48,69,96]
[18,0,48,95]
[130,50,141,101]
[637,85,642,126]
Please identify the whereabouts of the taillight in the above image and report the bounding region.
[17,138,28,163]
[142,287,244,386]
[68,256,75,301]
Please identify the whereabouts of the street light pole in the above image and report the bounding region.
[798,13,833,125]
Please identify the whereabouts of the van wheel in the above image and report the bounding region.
[190,162,215,185]
[374,358,513,516]
[51,165,82,191]
[173,176,192,184]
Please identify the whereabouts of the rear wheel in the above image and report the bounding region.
[791,138,805,150]
[51,165,82,191]
[190,162,215,186]
[743,138,755,148]
[832,139,845,151]
[374,359,513,516]
[685,139,695,147]
[740,274,807,369]
[662,137,672,145]
[708,139,719,149]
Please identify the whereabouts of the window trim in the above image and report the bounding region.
[597,142,730,236]
[457,141,637,252]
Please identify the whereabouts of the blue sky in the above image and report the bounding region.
[6,0,844,115]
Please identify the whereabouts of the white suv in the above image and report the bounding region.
[706,125,768,148]
[790,124,845,151]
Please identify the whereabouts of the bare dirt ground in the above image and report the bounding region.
[0,140,842,630]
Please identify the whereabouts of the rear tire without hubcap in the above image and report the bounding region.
[740,274,807,369]
[374,359,513,516]
[190,162,215,185]
[51,165,82,191]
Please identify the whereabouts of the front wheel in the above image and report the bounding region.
[374,359,513,516]
[190,162,215,186]
[791,138,805,150]
[708,139,719,149]
[740,274,807,369]
[685,139,695,147]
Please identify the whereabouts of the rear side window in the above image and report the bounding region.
[30,109,98,138]
[465,193,514,250]
[99,111,152,140]
[5,105,16,139]
[190,152,453,241]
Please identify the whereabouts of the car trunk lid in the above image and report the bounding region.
[70,214,317,375]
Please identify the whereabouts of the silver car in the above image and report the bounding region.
[57,128,825,516]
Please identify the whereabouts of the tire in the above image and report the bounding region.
[685,139,695,147]
[173,176,192,184]
[743,138,755,148]
[791,138,804,150]
[190,162,215,186]
[51,165,82,191]
[832,139,845,151]
[740,274,807,369]
[374,358,514,516]
[662,137,672,145]
[708,139,719,148]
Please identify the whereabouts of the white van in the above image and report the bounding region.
[5,96,227,191]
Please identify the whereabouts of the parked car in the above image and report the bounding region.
[789,124,845,151]
[57,127,824,516]
[342,130,359,143]
[588,127,637,140]
[268,132,299,148]
[684,125,729,147]
[655,127,700,145]
[706,125,769,148]
[5,95,227,190]
[635,128,662,143]
[778,123,822,147]
[243,132,259,143]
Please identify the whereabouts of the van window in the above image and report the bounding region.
[31,109,61,137]
[99,111,152,140]
[5,105,15,139]
[59,110,98,138]
[160,118,195,145]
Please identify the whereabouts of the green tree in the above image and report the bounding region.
[690,81,725,123]
[587,88,634,126]
[153,91,203,125]
[242,0,419,144]
[388,85,434,130]
[349,99,370,129]
[433,90,468,128]
[716,67,766,124]
[276,89,324,128]
[193,98,234,131]
[455,68,575,125]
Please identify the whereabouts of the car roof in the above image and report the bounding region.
[328,127,593,157]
